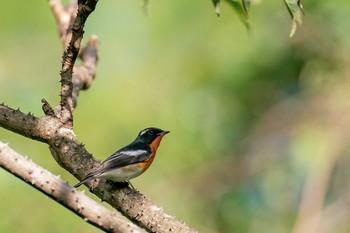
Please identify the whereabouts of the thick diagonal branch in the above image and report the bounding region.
[0,142,146,233]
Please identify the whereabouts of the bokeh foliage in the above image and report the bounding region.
[1,0,350,233]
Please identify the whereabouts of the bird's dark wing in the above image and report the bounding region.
[74,142,150,188]
[98,148,151,172]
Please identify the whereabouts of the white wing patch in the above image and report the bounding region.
[122,149,147,157]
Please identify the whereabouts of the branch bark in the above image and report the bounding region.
[50,0,98,127]
[0,142,146,233]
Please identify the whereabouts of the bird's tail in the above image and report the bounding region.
[74,175,94,188]
[74,167,104,188]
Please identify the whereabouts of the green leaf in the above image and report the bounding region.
[242,0,250,17]
[224,0,250,30]
[283,0,305,37]
[212,0,221,16]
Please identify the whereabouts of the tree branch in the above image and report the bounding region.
[0,104,51,143]
[49,0,77,47]
[0,142,146,233]
[56,0,98,127]
[72,34,99,108]
[50,0,99,116]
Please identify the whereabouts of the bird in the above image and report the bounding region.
[74,127,169,189]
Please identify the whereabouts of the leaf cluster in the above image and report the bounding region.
[211,0,305,36]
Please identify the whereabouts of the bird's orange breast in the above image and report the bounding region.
[139,134,166,170]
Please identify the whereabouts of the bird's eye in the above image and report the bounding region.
[148,130,154,135]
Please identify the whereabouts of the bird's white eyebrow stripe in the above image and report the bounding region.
[140,130,147,136]
[122,150,147,156]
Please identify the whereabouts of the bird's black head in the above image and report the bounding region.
[136,127,170,144]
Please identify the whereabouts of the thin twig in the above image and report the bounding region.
[72,35,99,108]
[49,0,77,47]
[58,0,98,127]
[50,0,99,119]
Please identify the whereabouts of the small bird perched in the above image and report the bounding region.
[74,127,169,188]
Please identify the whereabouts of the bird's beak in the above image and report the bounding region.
[161,130,170,135]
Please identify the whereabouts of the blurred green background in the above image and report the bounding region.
[1,0,350,232]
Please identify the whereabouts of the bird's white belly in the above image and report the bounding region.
[101,164,144,182]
